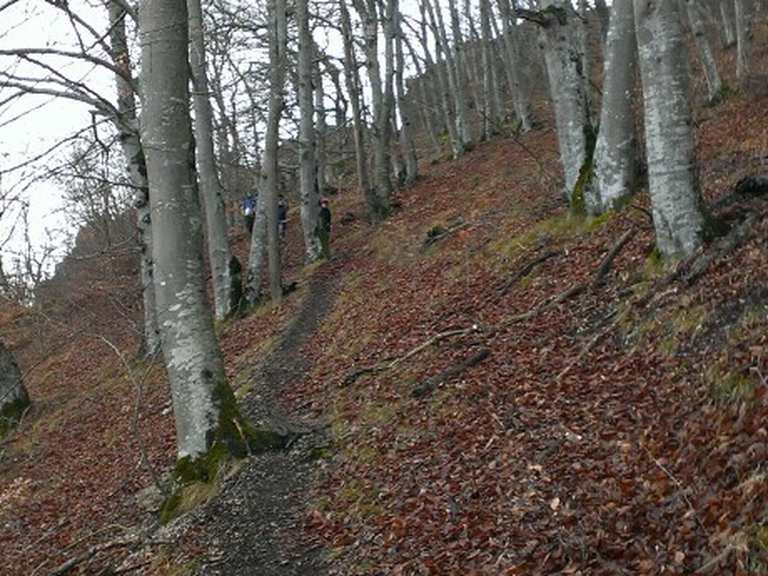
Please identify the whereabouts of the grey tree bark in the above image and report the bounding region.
[719,0,737,47]
[351,0,393,219]
[139,0,246,460]
[686,0,723,103]
[313,50,329,196]
[635,0,706,258]
[497,0,533,131]
[447,0,474,147]
[594,0,611,39]
[187,0,233,320]
[395,12,418,185]
[589,0,638,214]
[421,0,464,157]
[735,0,754,81]
[339,0,372,203]
[480,0,499,139]
[403,31,443,157]
[107,0,160,355]
[540,0,593,202]
[297,0,321,262]
[263,0,287,301]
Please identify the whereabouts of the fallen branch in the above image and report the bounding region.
[498,249,562,295]
[592,229,635,288]
[412,347,490,398]
[342,326,480,387]
[684,213,757,286]
[422,219,468,249]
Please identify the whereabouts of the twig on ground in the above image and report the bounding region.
[498,249,562,296]
[342,326,481,387]
[412,347,490,398]
[44,539,139,576]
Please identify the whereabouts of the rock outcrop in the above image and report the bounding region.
[0,340,29,436]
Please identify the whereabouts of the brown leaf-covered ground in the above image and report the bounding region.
[2,20,768,575]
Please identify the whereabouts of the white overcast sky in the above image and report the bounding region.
[0,0,440,273]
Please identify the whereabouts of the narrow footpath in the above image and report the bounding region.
[195,262,341,576]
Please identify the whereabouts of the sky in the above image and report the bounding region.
[0,0,443,279]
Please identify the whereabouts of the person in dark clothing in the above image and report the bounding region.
[317,198,332,259]
[277,196,288,240]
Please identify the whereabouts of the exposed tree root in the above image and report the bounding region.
[411,347,491,398]
[498,249,562,296]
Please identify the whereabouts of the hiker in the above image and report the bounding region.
[242,194,256,234]
[277,196,288,240]
[317,198,332,259]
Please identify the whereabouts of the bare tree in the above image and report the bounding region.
[635,0,706,258]
[139,0,250,462]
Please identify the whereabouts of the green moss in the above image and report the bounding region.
[710,371,757,405]
[570,123,598,216]
[159,378,289,524]
[643,247,666,279]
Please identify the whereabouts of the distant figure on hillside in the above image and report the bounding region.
[277,196,288,240]
[317,198,332,259]
[242,194,257,234]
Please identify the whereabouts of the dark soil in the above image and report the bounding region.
[193,263,340,576]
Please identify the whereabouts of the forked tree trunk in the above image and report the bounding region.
[590,0,638,214]
[352,0,393,219]
[188,0,233,320]
[339,0,371,202]
[139,0,246,461]
[497,0,533,131]
[635,0,706,258]
[107,0,159,355]
[421,0,464,157]
[296,0,321,262]
[686,0,723,102]
[540,0,593,202]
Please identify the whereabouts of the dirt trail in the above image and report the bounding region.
[194,263,340,576]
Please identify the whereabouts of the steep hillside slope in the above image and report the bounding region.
[2,20,768,576]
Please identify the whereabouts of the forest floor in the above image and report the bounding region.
[3,24,768,576]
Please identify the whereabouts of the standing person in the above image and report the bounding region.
[277,196,288,240]
[242,194,256,234]
[317,198,332,259]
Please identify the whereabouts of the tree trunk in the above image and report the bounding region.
[339,0,371,203]
[578,0,595,114]
[421,0,464,157]
[107,0,160,356]
[263,0,286,301]
[314,49,329,196]
[244,187,268,306]
[403,32,443,157]
[395,12,418,185]
[480,0,499,139]
[735,0,754,81]
[497,0,533,131]
[687,0,723,102]
[188,0,233,320]
[297,0,321,262]
[352,0,393,219]
[447,0,474,147]
[720,0,737,47]
[590,0,638,214]
[139,0,247,461]
[594,0,611,40]
[635,0,706,259]
[540,0,593,203]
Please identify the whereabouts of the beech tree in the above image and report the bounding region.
[188,0,235,320]
[297,0,321,262]
[589,0,638,214]
[635,0,706,258]
[538,0,593,204]
[139,0,249,462]
[686,0,723,103]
